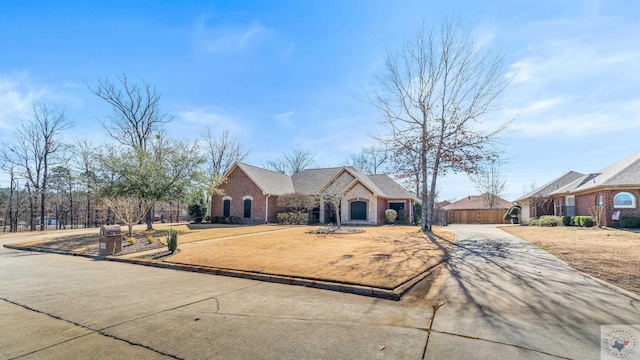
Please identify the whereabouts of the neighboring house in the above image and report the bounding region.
[442,194,512,211]
[211,163,417,225]
[435,200,451,209]
[515,171,585,222]
[547,151,640,227]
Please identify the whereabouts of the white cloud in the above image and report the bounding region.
[174,107,246,139]
[0,73,47,129]
[195,16,270,53]
[274,111,295,127]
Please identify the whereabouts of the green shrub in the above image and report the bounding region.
[539,215,562,227]
[230,216,241,224]
[188,194,208,224]
[529,218,539,226]
[619,215,640,228]
[277,212,309,225]
[413,202,422,225]
[128,237,136,245]
[397,209,406,222]
[569,216,576,226]
[385,209,398,223]
[166,229,178,253]
[147,235,154,244]
[581,216,595,227]
[205,215,211,223]
[571,216,595,227]
[561,216,571,226]
[210,216,219,224]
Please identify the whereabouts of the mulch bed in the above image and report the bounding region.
[307,227,365,234]
[84,238,168,256]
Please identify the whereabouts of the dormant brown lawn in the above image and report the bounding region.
[500,226,640,295]
[168,225,453,289]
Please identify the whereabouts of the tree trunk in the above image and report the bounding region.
[145,205,153,230]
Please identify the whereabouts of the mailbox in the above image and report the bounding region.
[99,225,122,255]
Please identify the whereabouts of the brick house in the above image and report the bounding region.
[527,151,640,227]
[514,171,584,223]
[210,163,417,225]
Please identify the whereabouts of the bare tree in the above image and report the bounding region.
[366,18,510,231]
[87,74,171,150]
[200,127,251,202]
[266,149,315,175]
[346,145,389,175]
[3,103,71,231]
[73,136,99,228]
[317,172,354,228]
[103,196,154,237]
[346,153,368,173]
[469,162,507,209]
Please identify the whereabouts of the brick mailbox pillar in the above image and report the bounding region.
[99,225,122,255]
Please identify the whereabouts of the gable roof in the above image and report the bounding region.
[228,163,414,199]
[515,171,584,202]
[368,174,418,200]
[443,194,513,210]
[550,151,640,196]
[291,167,342,195]
[235,163,294,195]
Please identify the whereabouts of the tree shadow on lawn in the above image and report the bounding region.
[20,233,99,252]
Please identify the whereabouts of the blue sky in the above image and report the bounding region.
[1,0,639,202]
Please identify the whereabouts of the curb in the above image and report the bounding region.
[3,244,442,301]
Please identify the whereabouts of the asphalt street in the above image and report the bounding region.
[1,225,639,359]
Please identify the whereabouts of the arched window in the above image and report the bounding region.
[350,201,367,220]
[243,196,253,218]
[613,192,636,208]
[595,193,603,207]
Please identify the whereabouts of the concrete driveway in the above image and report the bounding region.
[424,224,640,359]
[1,225,639,359]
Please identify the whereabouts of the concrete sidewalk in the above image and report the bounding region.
[423,224,640,360]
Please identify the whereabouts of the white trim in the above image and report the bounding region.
[242,195,254,201]
[222,196,232,201]
[265,195,270,223]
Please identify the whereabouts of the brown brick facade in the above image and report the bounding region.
[211,167,286,223]
[555,189,640,227]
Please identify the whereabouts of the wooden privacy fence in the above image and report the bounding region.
[446,209,511,224]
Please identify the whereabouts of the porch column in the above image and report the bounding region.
[319,197,325,224]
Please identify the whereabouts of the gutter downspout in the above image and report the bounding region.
[265,194,270,223]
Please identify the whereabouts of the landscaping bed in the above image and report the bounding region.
[500,226,640,295]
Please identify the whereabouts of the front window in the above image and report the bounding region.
[613,192,636,208]
[565,196,576,216]
[350,201,367,220]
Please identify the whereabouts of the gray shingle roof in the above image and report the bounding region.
[231,163,415,200]
[368,174,417,200]
[514,171,584,202]
[291,167,343,195]
[550,151,640,195]
[236,163,294,195]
